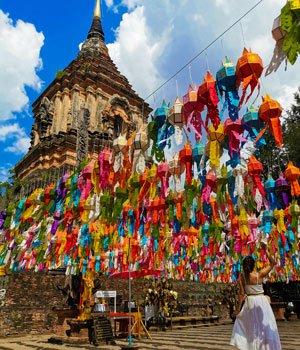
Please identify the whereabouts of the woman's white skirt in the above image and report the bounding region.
[230,295,282,350]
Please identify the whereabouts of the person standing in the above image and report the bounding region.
[230,242,282,349]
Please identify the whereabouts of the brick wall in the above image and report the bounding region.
[0,272,233,336]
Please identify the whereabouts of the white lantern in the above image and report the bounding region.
[168,97,184,127]
[113,134,127,154]
[272,15,286,42]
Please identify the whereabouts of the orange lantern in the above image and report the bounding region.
[285,161,300,197]
[198,71,220,129]
[236,48,263,107]
[258,94,283,148]
[247,156,265,196]
[157,162,169,199]
[179,142,193,185]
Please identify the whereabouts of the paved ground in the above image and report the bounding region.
[0,320,299,349]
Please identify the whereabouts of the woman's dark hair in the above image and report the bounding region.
[242,256,255,275]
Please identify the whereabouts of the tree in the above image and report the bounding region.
[256,87,300,179]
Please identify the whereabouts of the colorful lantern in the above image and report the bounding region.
[169,153,184,193]
[183,85,203,141]
[154,100,169,128]
[258,94,283,148]
[247,156,265,197]
[113,133,127,154]
[179,143,193,185]
[275,173,290,208]
[207,123,225,168]
[285,161,300,197]
[157,162,170,199]
[198,71,220,129]
[242,105,266,147]
[264,176,280,211]
[236,48,263,107]
[168,97,184,127]
[192,142,205,174]
[224,118,246,167]
[272,15,286,42]
[216,56,239,121]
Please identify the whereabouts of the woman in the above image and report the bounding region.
[230,243,282,349]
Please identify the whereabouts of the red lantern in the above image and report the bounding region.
[258,94,283,148]
[157,162,169,199]
[179,143,193,185]
[198,71,220,129]
[285,161,300,197]
[247,156,265,196]
[236,48,263,107]
[183,85,203,141]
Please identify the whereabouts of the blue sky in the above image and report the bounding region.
[0,0,299,181]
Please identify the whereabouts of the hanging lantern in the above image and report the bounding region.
[216,56,239,121]
[264,175,280,210]
[207,123,225,168]
[247,156,265,197]
[192,142,205,173]
[133,127,149,151]
[242,105,266,147]
[169,153,184,193]
[168,97,184,127]
[258,94,283,148]
[224,118,246,167]
[288,0,300,11]
[272,15,286,42]
[154,100,169,128]
[198,71,220,129]
[113,134,127,154]
[183,85,203,141]
[275,173,290,208]
[285,161,300,197]
[179,142,193,185]
[157,162,170,199]
[236,48,263,107]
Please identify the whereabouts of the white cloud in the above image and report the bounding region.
[0,123,30,155]
[104,0,114,7]
[0,10,44,120]
[107,0,299,111]
[108,5,169,97]
[0,165,11,182]
[4,137,30,155]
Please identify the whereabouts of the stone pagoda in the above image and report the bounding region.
[15,0,151,183]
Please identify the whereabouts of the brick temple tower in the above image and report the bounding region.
[15,0,151,182]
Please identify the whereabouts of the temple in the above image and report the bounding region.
[15,0,151,182]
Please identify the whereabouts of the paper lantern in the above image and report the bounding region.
[258,94,283,148]
[183,85,203,141]
[133,128,149,151]
[285,161,300,197]
[236,48,263,107]
[168,97,184,127]
[275,173,290,208]
[247,156,265,196]
[216,56,239,121]
[113,134,127,154]
[272,15,286,42]
[179,143,193,185]
[242,105,266,146]
[288,0,300,10]
[192,142,205,173]
[224,118,246,163]
[183,84,199,116]
[154,100,169,128]
[198,71,220,129]
[157,162,169,199]
[207,123,225,168]
[264,176,280,210]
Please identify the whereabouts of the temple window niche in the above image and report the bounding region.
[114,115,123,139]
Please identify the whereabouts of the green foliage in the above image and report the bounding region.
[256,87,300,178]
[56,70,66,79]
[280,2,300,65]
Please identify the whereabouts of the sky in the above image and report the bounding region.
[0,0,299,181]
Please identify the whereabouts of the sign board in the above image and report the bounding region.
[94,290,117,298]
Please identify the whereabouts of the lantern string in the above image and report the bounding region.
[143,0,263,103]
[188,65,194,86]
[239,20,246,47]
[205,50,210,71]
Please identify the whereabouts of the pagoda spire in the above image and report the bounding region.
[87,0,104,40]
[94,0,101,18]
